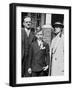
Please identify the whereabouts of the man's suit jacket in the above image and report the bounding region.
[22,28,35,59]
[21,28,35,76]
[28,40,50,72]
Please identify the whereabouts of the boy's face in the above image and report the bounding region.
[36,31,43,40]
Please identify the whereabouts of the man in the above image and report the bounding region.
[21,16,35,77]
[50,22,64,76]
[28,27,50,77]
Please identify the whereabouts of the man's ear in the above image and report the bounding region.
[23,21,25,26]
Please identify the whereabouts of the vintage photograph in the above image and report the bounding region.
[21,12,64,77]
[10,3,71,86]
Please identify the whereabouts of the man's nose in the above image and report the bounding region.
[28,23,31,25]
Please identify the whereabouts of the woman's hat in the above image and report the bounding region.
[53,22,64,28]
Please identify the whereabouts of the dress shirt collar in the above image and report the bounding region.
[37,39,43,46]
[25,28,30,37]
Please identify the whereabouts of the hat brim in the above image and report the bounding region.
[53,24,64,28]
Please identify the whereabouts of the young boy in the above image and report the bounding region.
[28,27,50,77]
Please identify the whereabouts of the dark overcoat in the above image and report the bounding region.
[21,28,35,77]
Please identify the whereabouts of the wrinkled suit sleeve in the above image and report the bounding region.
[28,43,33,68]
[45,44,50,66]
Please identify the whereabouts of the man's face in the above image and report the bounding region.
[54,27,61,34]
[23,17,31,29]
[36,31,43,40]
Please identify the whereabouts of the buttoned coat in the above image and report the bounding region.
[50,34,64,76]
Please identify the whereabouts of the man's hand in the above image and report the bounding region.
[28,68,32,74]
[43,65,49,71]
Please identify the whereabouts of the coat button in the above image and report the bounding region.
[55,58,57,61]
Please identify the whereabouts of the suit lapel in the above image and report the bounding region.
[29,31,34,45]
[22,28,35,47]
[22,28,28,40]
[24,29,28,39]
[23,28,34,42]
[34,41,41,53]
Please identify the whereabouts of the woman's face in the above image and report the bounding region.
[54,27,61,34]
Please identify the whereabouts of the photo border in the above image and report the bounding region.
[9,3,71,87]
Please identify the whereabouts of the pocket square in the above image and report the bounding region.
[40,46,46,49]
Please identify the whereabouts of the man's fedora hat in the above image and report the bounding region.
[53,22,64,28]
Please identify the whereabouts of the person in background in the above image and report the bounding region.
[50,22,64,76]
[21,16,35,77]
[28,27,50,77]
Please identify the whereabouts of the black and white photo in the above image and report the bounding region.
[10,3,71,87]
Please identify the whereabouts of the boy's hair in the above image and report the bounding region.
[35,26,42,34]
